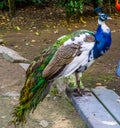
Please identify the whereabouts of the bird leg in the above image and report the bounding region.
[65,73,90,97]
[73,72,85,96]
[65,74,79,97]
[73,72,91,96]
[74,72,90,96]
[75,72,84,90]
[65,73,84,97]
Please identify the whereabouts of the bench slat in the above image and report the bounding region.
[69,91,120,128]
[92,87,120,125]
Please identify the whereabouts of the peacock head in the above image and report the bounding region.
[98,13,112,22]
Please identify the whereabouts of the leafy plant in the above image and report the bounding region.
[57,0,115,21]
[0,1,6,9]
[31,0,48,4]
[58,0,84,21]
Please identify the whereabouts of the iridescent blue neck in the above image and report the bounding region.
[91,22,112,59]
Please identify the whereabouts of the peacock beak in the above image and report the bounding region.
[107,17,112,20]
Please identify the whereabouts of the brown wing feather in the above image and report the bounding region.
[42,43,81,79]
[84,34,95,42]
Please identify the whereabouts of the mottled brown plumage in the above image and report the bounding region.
[42,43,81,79]
[84,34,95,42]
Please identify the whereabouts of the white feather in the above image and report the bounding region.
[64,33,87,46]
[98,20,110,33]
[102,24,110,33]
[80,42,94,51]
[58,41,95,77]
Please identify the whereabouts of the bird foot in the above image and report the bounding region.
[65,86,91,97]
[72,88,91,97]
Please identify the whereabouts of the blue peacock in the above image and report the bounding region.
[12,12,112,125]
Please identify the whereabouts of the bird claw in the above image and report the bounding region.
[65,86,91,97]
[72,88,83,97]
[72,88,91,97]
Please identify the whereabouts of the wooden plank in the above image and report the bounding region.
[92,86,120,125]
[69,92,120,128]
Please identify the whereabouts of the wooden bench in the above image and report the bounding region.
[67,86,120,128]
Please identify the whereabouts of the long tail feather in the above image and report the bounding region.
[12,49,53,126]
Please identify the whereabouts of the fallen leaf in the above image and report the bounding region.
[54,30,58,34]
[25,42,30,46]
[53,25,56,29]
[2,16,6,19]
[14,45,18,48]
[35,32,39,36]
[16,26,21,31]
[80,17,86,24]
[31,39,36,43]
[96,83,102,86]
[67,28,72,31]
[111,30,116,33]
[75,25,78,28]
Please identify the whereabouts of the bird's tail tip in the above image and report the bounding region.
[10,104,28,127]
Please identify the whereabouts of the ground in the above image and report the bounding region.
[0,5,120,128]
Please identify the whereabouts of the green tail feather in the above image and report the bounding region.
[12,51,51,125]
[12,29,94,125]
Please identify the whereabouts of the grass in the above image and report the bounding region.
[97,75,115,84]
[82,73,115,88]
[50,86,59,96]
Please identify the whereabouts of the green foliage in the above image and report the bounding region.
[97,0,103,7]
[0,1,6,9]
[58,0,84,20]
[82,73,115,89]
[57,0,115,21]
[65,0,84,14]
[97,75,114,84]
[31,0,48,4]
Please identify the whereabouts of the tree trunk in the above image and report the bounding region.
[8,0,15,19]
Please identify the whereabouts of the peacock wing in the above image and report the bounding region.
[42,43,81,79]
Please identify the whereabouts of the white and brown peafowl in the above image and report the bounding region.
[12,12,112,126]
